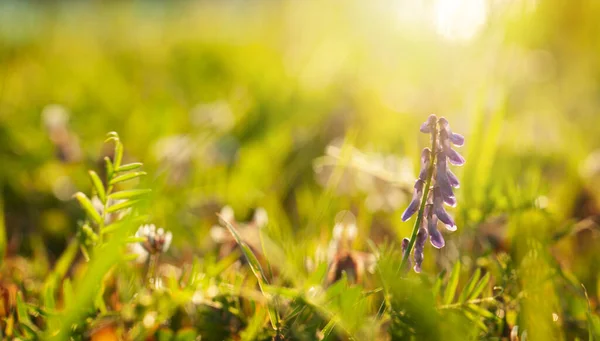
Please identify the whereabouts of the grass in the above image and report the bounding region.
[0,1,600,340]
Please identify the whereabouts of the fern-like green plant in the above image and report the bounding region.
[73,131,150,260]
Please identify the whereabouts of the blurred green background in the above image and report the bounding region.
[1,0,600,339]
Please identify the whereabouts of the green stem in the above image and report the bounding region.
[147,253,159,289]
[399,127,438,273]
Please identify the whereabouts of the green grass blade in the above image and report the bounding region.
[218,214,279,330]
[468,272,491,301]
[443,262,461,305]
[458,268,481,303]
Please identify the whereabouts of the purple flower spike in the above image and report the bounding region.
[420,114,437,134]
[401,179,424,221]
[400,115,464,273]
[413,225,428,273]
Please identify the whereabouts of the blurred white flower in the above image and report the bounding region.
[135,224,173,254]
[313,141,414,212]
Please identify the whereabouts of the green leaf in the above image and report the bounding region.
[16,292,32,324]
[320,317,338,341]
[468,272,490,301]
[103,215,149,234]
[443,262,461,305]
[116,162,143,172]
[73,192,102,225]
[108,189,151,200]
[458,268,481,303]
[105,131,119,140]
[467,304,496,319]
[88,171,106,203]
[16,292,40,336]
[114,141,123,169]
[156,329,174,341]
[106,199,139,214]
[433,269,447,299]
[63,279,74,308]
[464,310,488,332]
[104,157,114,183]
[109,171,147,185]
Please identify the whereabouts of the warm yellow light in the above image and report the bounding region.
[433,0,488,42]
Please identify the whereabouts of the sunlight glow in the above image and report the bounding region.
[433,0,488,42]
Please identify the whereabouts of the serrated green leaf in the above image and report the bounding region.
[73,192,102,225]
[459,268,481,303]
[108,189,151,200]
[116,162,143,172]
[106,199,139,214]
[468,272,490,301]
[443,262,461,305]
[109,171,147,185]
[88,171,106,203]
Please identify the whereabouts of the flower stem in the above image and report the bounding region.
[147,253,159,289]
[399,127,438,273]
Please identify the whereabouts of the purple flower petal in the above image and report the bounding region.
[438,117,465,147]
[447,169,460,188]
[428,217,445,249]
[419,122,431,134]
[401,199,420,222]
[424,206,445,249]
[401,180,424,221]
[444,195,456,207]
[433,188,456,229]
[418,148,431,181]
[436,158,455,205]
[420,114,437,134]
[401,237,411,269]
[401,237,410,255]
[446,148,465,166]
[413,225,428,273]
[450,133,464,146]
